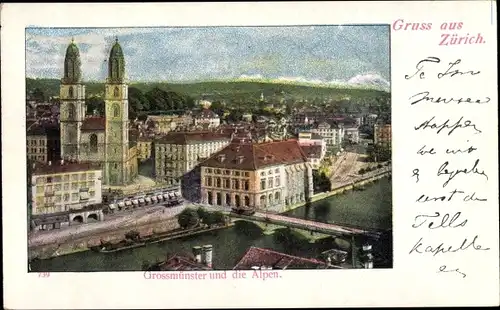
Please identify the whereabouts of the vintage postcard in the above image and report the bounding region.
[2,1,498,308]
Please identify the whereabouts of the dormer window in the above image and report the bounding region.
[237,155,244,164]
[218,154,226,163]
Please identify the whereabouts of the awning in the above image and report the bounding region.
[80,192,90,200]
[125,201,132,206]
[132,199,139,205]
[109,204,117,209]
[118,202,126,207]
[145,197,152,202]
[139,198,145,204]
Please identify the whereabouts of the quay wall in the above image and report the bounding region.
[282,169,391,213]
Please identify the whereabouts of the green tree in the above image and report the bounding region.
[196,207,209,223]
[129,87,150,112]
[212,211,226,226]
[86,96,105,116]
[177,208,200,229]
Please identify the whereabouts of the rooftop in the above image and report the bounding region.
[195,108,219,119]
[299,145,323,159]
[201,139,307,171]
[27,121,59,136]
[233,247,327,270]
[31,161,102,176]
[81,117,106,131]
[154,131,231,145]
[148,254,212,271]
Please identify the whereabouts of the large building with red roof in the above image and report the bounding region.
[199,138,314,212]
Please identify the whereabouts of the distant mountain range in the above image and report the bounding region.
[26,77,390,101]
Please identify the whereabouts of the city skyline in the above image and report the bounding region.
[26,26,390,91]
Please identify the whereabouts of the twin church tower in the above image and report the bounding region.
[59,38,138,186]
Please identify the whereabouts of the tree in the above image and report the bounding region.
[86,96,105,116]
[177,208,200,229]
[212,211,226,226]
[196,207,209,223]
[32,88,46,102]
[129,87,150,112]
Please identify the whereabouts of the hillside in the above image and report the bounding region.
[26,78,389,102]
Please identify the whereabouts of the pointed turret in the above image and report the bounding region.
[108,37,125,83]
[62,39,82,84]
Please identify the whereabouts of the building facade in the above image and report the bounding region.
[30,161,103,216]
[310,121,344,148]
[374,123,392,148]
[26,121,61,164]
[153,132,231,186]
[137,137,153,160]
[193,109,220,129]
[58,38,138,186]
[200,139,314,212]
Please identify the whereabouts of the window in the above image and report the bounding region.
[268,178,273,188]
[46,177,53,183]
[88,173,95,180]
[89,134,98,153]
[63,193,70,201]
[224,170,230,175]
[206,177,212,187]
[54,184,61,191]
[244,180,249,191]
[275,168,279,173]
[216,178,221,188]
[260,172,265,177]
[234,171,240,177]
[36,186,43,194]
[113,104,120,118]
[69,86,74,98]
[63,184,69,191]
[89,191,95,198]
[114,87,119,97]
[224,178,230,189]
[80,173,87,180]
[63,175,70,182]
[275,176,280,187]
[68,103,76,120]
[71,174,78,181]
[88,181,95,187]
[55,195,62,202]
[268,170,273,175]
[260,180,266,190]
[53,176,61,183]
[71,182,78,190]
[244,172,250,177]
[71,193,79,201]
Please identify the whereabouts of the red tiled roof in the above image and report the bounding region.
[201,139,307,171]
[155,131,231,145]
[156,255,211,271]
[31,161,102,175]
[233,247,327,270]
[300,145,322,159]
[81,117,105,131]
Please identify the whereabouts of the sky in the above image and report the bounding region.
[26,26,390,90]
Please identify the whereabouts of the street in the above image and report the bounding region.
[28,203,188,247]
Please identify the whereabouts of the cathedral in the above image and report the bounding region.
[59,38,138,186]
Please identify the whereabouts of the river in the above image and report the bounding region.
[30,177,392,271]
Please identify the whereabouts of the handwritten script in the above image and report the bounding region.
[406,54,492,278]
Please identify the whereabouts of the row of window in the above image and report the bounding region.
[260,168,280,177]
[260,177,281,190]
[27,147,46,154]
[36,180,96,193]
[204,168,250,177]
[205,177,250,191]
[36,172,96,184]
[35,190,96,206]
[28,155,46,162]
[27,140,46,146]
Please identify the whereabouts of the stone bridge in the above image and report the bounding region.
[69,209,104,225]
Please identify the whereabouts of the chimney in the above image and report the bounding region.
[192,246,202,263]
[201,244,213,268]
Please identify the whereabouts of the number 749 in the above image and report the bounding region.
[38,272,50,277]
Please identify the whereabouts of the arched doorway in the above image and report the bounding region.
[216,192,222,206]
[225,193,231,206]
[274,192,280,203]
[260,195,266,207]
[87,213,99,222]
[235,195,241,207]
[244,196,250,207]
[268,194,273,205]
[207,192,213,205]
[72,215,83,223]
